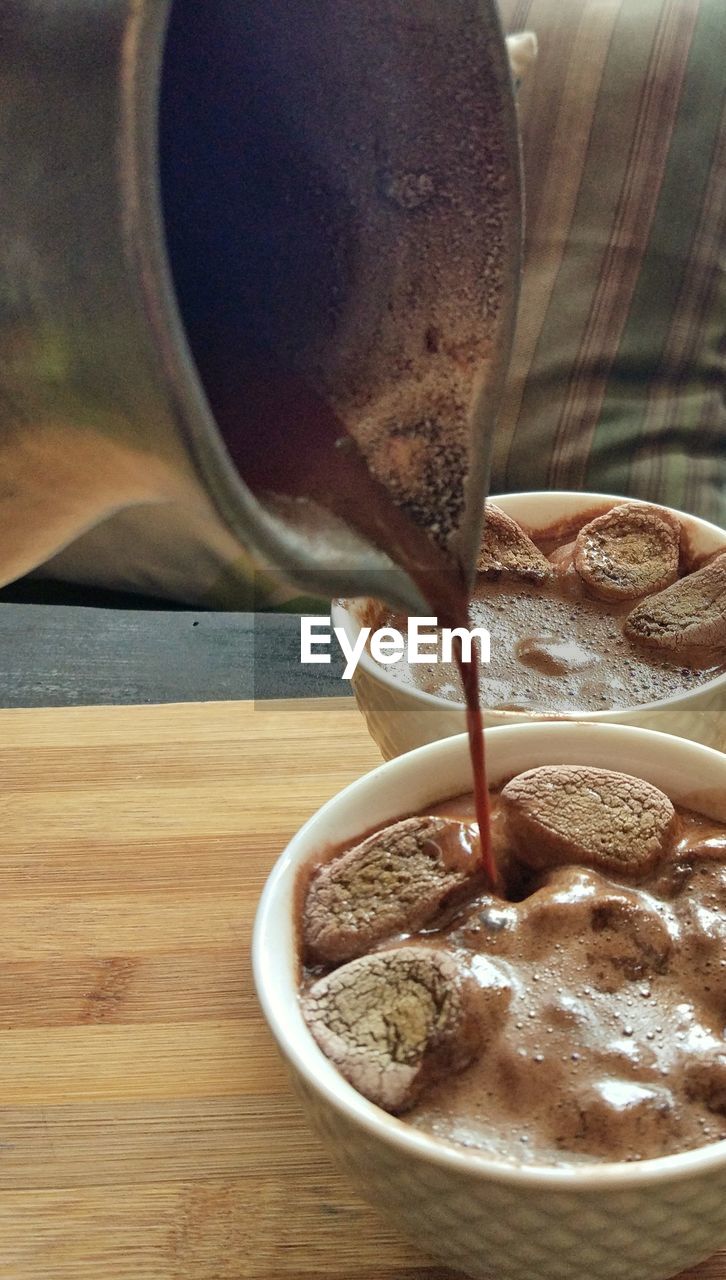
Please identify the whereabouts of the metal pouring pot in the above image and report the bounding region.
[0,0,521,612]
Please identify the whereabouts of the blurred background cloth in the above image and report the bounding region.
[494,0,726,526]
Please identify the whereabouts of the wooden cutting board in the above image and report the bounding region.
[0,696,723,1280]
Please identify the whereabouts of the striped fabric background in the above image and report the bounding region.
[494,0,726,525]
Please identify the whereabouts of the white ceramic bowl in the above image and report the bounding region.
[253,721,726,1280]
[332,492,726,759]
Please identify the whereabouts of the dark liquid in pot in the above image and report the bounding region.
[159,5,495,876]
[189,335,496,884]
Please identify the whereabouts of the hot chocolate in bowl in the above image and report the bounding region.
[253,721,726,1280]
[332,492,726,758]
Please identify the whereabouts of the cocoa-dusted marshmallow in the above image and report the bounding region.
[573,503,680,601]
[303,815,480,966]
[477,504,552,583]
[625,554,726,650]
[302,947,489,1112]
[501,765,677,878]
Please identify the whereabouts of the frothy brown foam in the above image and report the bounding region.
[370,503,726,713]
[299,768,726,1165]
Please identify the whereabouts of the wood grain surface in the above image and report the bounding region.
[0,696,723,1280]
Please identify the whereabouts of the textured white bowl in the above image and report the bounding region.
[332,492,726,759]
[253,722,726,1280]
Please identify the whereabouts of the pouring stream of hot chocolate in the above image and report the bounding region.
[193,339,496,885]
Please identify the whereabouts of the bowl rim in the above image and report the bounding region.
[331,490,726,719]
[253,720,726,1191]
